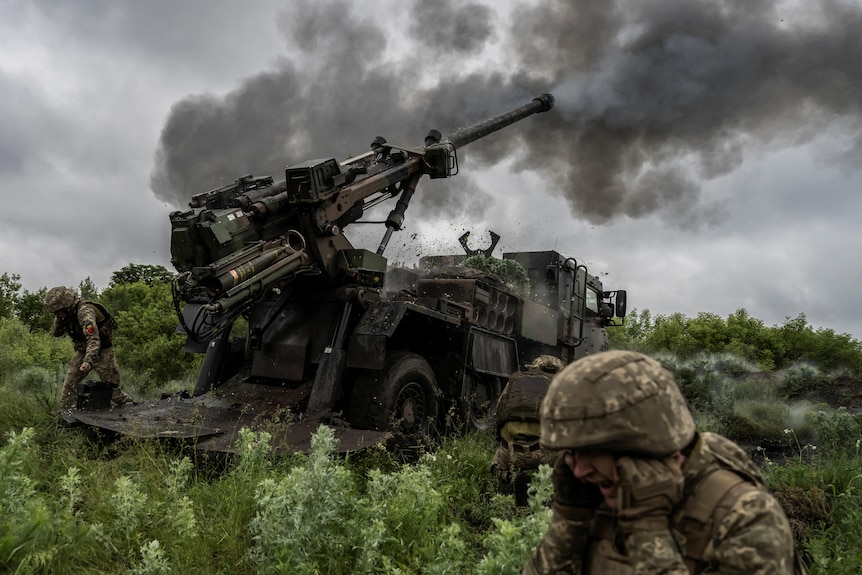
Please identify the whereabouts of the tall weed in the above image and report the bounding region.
[476,464,553,575]
[0,428,89,574]
[247,425,358,574]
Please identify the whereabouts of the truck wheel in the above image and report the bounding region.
[350,352,439,437]
[461,370,503,432]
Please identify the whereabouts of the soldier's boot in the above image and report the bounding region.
[111,388,135,407]
[512,470,531,507]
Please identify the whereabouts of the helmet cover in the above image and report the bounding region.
[540,350,695,456]
[527,355,565,373]
[44,286,78,313]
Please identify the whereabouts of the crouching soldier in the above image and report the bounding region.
[44,286,134,411]
[492,354,565,506]
[523,350,806,575]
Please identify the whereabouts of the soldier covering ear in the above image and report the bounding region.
[525,350,804,575]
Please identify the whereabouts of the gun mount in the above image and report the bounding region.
[67,93,627,455]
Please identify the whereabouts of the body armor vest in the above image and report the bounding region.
[67,301,118,348]
[587,433,807,574]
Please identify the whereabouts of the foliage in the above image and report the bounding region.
[610,308,862,375]
[0,317,70,385]
[763,435,862,574]
[17,287,52,332]
[101,281,199,386]
[0,428,90,574]
[461,255,530,296]
[0,274,53,331]
[245,427,536,574]
[805,408,862,455]
[0,371,861,574]
[3,265,862,572]
[110,264,175,288]
[0,272,22,320]
[476,464,553,575]
[78,277,99,301]
[0,264,200,397]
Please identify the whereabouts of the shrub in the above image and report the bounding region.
[0,317,70,382]
[807,408,862,455]
[780,364,829,397]
[13,366,55,394]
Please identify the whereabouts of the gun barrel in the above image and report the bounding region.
[445,93,555,149]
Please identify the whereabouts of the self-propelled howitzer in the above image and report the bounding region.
[168,93,555,342]
[67,94,626,454]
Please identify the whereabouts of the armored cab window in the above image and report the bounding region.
[585,288,600,316]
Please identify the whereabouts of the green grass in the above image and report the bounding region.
[0,388,548,574]
[2,354,862,574]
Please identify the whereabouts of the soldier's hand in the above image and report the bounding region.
[552,452,603,519]
[616,455,684,533]
[79,361,92,373]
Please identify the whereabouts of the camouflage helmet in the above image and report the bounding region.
[527,355,565,373]
[540,350,695,456]
[44,286,78,313]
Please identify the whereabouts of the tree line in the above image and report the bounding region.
[0,265,198,387]
[609,307,862,375]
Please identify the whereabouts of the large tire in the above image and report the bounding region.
[349,352,439,436]
[461,369,504,432]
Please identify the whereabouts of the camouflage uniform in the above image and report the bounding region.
[492,355,564,505]
[523,350,803,575]
[45,287,133,410]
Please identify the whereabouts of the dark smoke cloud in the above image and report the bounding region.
[511,0,862,224]
[408,1,495,53]
[151,0,862,230]
[150,0,518,211]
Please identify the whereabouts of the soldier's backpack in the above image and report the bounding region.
[495,370,553,431]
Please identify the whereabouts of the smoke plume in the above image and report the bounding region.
[151,0,862,228]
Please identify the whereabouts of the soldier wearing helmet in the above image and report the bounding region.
[523,350,804,575]
[492,354,565,506]
[44,286,134,411]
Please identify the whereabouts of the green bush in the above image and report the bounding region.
[0,317,70,382]
[0,428,90,574]
[13,366,57,394]
[780,364,830,397]
[806,408,862,455]
[102,281,199,388]
[723,399,790,443]
[612,308,862,377]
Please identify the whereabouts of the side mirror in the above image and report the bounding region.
[615,290,627,318]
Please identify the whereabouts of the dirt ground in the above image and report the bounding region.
[801,377,862,411]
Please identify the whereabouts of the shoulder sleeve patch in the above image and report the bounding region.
[84,323,96,336]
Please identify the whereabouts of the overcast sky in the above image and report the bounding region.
[2,0,861,342]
